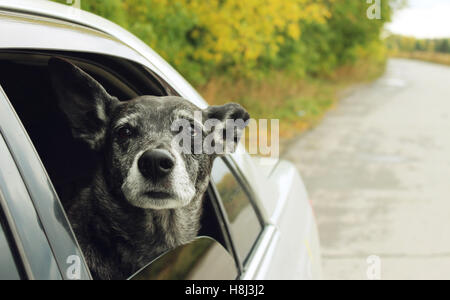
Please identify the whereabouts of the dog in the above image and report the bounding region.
[48,57,249,280]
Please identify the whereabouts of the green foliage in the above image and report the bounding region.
[387,35,450,54]
[51,0,396,86]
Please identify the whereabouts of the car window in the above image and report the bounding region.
[130,237,238,280]
[0,213,22,280]
[0,50,225,280]
[211,158,263,264]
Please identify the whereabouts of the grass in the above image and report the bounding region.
[198,59,386,153]
[391,51,450,67]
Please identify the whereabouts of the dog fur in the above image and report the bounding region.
[48,57,249,280]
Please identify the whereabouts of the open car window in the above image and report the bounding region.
[0,50,230,280]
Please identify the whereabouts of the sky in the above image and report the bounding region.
[387,0,450,38]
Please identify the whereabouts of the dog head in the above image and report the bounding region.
[49,58,249,210]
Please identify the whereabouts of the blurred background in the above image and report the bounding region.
[52,0,402,139]
[52,0,450,280]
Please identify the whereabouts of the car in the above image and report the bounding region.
[0,0,322,280]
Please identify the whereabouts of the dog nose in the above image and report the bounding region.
[138,149,175,181]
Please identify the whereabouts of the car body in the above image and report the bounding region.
[0,0,322,280]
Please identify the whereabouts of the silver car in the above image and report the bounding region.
[0,0,322,280]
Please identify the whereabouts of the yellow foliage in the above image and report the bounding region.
[178,0,329,72]
[69,0,393,84]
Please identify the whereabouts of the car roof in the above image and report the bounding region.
[0,0,208,108]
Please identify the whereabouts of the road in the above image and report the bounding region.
[284,58,450,280]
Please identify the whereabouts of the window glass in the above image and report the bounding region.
[0,214,21,280]
[130,238,237,280]
[211,158,262,263]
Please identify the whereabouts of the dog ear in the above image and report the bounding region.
[203,103,250,155]
[48,57,119,151]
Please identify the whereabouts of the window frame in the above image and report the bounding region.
[204,186,235,253]
[207,180,244,274]
[209,156,267,273]
[0,79,91,280]
[223,156,267,227]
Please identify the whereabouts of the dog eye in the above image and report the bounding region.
[116,126,134,141]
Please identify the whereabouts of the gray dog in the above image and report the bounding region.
[48,58,249,280]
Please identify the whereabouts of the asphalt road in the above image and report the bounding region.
[284,58,450,280]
